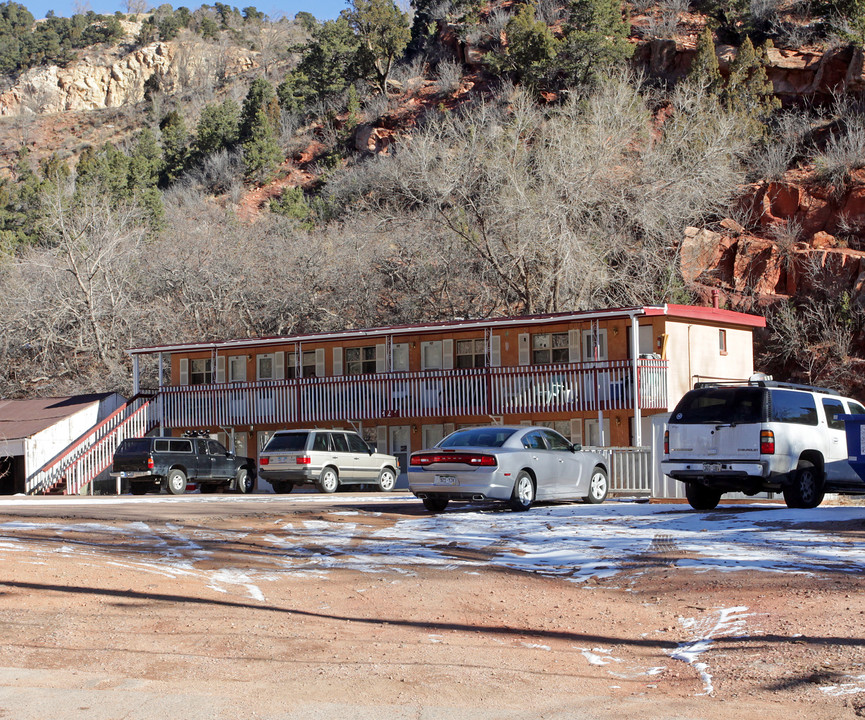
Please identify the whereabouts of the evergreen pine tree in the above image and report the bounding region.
[688,27,723,96]
[277,16,360,113]
[501,3,559,88]
[346,0,411,94]
[724,37,780,133]
[557,0,633,87]
[159,110,189,186]
[128,127,163,191]
[191,98,240,162]
[240,77,278,144]
[242,107,282,181]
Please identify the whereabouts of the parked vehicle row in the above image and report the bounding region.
[110,424,609,512]
[111,376,865,512]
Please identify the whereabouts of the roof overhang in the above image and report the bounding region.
[127,304,766,356]
[648,303,767,328]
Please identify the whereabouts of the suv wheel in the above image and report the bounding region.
[376,468,397,492]
[317,467,339,493]
[783,462,825,509]
[685,482,722,511]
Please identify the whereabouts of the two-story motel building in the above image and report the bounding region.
[125,303,765,490]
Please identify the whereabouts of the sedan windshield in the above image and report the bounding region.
[438,428,516,448]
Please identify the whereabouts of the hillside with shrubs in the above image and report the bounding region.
[2,0,865,397]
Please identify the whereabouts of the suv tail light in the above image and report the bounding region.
[760,430,775,454]
[411,453,497,467]
[259,457,269,466]
[147,456,154,470]
[296,456,311,465]
[664,430,669,455]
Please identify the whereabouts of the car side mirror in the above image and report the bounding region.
[570,443,581,452]
[226,451,235,458]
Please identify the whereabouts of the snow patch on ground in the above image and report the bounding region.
[577,647,623,666]
[820,674,865,696]
[670,606,752,695]
[1,503,863,616]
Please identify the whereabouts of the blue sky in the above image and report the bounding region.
[23,0,346,20]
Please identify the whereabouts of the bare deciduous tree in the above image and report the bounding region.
[125,0,150,16]
[330,76,751,315]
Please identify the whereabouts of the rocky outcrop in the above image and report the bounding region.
[682,167,865,309]
[0,40,257,117]
[635,41,865,101]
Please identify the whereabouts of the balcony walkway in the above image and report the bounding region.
[159,359,668,429]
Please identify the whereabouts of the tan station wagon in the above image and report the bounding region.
[258,429,399,494]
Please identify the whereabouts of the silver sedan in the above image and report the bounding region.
[408,425,609,512]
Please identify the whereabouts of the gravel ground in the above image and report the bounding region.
[0,495,863,719]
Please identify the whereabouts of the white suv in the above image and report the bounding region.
[662,380,865,510]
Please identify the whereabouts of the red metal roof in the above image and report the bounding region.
[645,304,767,328]
[0,394,114,441]
[127,304,766,355]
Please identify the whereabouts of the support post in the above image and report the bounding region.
[132,355,140,395]
[631,314,642,447]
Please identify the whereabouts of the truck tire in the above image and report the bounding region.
[165,469,187,495]
[235,468,254,494]
[783,461,825,509]
[685,482,721,511]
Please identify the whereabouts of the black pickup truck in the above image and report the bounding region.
[111,436,256,495]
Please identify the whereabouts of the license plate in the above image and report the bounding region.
[276,456,294,464]
[703,462,721,473]
[434,475,458,486]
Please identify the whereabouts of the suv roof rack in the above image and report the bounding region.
[751,380,841,396]
[693,379,841,396]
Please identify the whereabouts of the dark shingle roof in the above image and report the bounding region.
[0,394,115,441]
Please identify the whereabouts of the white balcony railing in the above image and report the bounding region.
[159,359,668,429]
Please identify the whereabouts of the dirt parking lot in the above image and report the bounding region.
[0,494,863,719]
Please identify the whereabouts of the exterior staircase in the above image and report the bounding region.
[26,393,160,495]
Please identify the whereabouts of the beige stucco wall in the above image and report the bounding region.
[664,320,755,408]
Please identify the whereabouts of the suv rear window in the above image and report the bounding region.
[264,433,309,452]
[671,387,765,424]
[769,390,818,425]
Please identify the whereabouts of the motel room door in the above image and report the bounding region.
[389,425,411,489]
